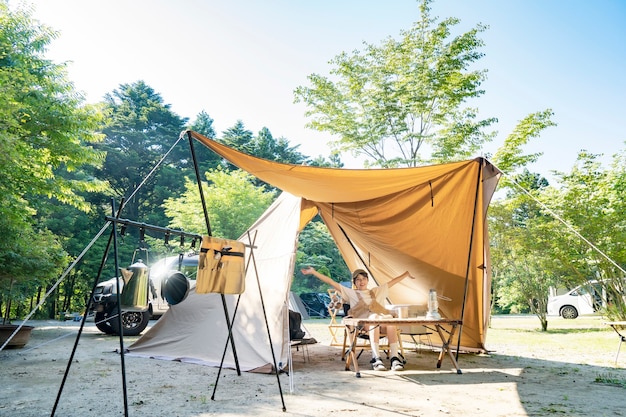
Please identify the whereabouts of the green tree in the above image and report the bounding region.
[252,127,306,165]
[292,0,563,322]
[97,81,189,226]
[489,172,561,330]
[163,168,276,239]
[307,152,344,168]
[187,110,223,173]
[190,110,216,139]
[219,121,310,189]
[294,0,496,167]
[541,152,626,321]
[292,220,350,295]
[491,148,626,328]
[221,120,254,155]
[0,1,106,320]
[0,2,106,217]
[490,109,556,186]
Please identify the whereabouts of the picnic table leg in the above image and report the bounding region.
[344,325,361,378]
[341,326,349,360]
[435,324,462,374]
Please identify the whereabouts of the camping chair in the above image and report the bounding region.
[289,310,316,362]
[341,304,406,363]
[291,338,315,362]
[327,290,347,348]
[342,324,406,362]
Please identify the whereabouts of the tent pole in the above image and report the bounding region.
[47,133,188,415]
[337,223,378,285]
[51,202,125,416]
[456,159,484,359]
[190,131,284,411]
[186,131,213,236]
[209,230,286,411]
[109,198,130,417]
[211,233,254,400]
[210,292,243,398]
[187,132,242,376]
[245,230,286,411]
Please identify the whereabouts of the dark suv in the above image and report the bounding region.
[90,254,198,336]
[299,292,331,318]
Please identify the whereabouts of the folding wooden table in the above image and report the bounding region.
[342,317,463,378]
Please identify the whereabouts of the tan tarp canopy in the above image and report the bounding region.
[129,131,500,371]
[188,131,501,351]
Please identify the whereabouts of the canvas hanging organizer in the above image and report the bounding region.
[196,236,246,294]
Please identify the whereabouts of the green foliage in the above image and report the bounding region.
[490,109,555,183]
[294,0,496,167]
[0,1,106,320]
[0,214,69,323]
[489,169,560,330]
[544,151,626,320]
[187,111,223,174]
[163,168,276,239]
[218,120,310,190]
[0,2,107,217]
[292,220,350,294]
[190,111,216,139]
[98,80,189,224]
[251,127,306,165]
[307,152,345,168]
[595,372,626,389]
[221,120,255,155]
[220,121,307,165]
[491,149,626,326]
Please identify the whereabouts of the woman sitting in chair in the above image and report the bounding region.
[300,266,414,371]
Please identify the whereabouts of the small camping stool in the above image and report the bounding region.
[606,321,626,365]
[290,339,311,362]
[406,331,433,353]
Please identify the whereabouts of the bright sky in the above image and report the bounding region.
[10,0,626,181]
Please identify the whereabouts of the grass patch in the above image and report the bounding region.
[189,394,208,404]
[484,315,618,362]
[595,372,626,388]
[305,314,624,367]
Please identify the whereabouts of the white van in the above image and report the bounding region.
[547,280,603,319]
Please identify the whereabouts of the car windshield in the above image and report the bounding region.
[150,255,198,281]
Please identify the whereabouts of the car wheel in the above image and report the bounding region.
[109,310,151,336]
[561,305,579,319]
[94,312,115,334]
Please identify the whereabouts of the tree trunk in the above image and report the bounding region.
[46,284,57,319]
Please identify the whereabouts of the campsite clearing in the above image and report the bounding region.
[1,315,625,417]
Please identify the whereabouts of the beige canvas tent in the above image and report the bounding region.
[129,130,501,371]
